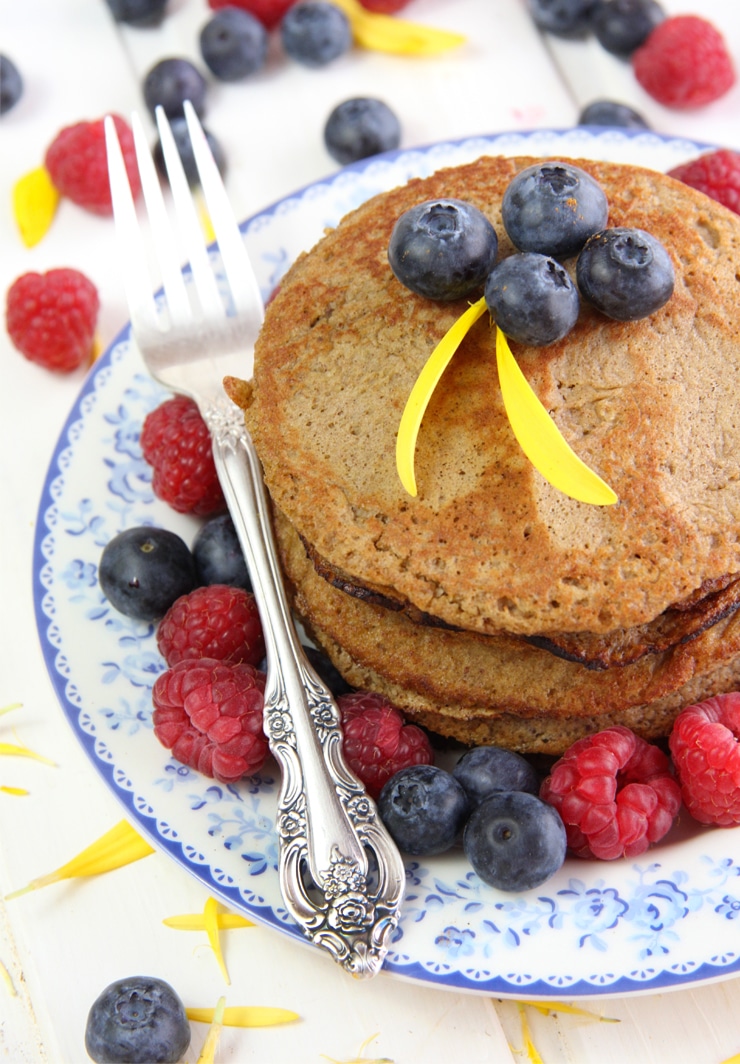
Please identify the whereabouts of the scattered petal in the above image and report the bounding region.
[321,1032,393,1062]
[0,741,55,766]
[5,819,154,899]
[164,910,254,931]
[518,1000,619,1022]
[517,1003,545,1064]
[396,297,487,496]
[196,995,226,1064]
[0,786,29,797]
[495,326,618,505]
[0,958,16,996]
[186,1005,300,1027]
[0,703,22,719]
[204,895,230,985]
[332,0,465,56]
[12,167,60,247]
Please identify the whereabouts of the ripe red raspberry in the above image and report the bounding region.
[669,693,740,825]
[359,0,411,11]
[668,150,740,216]
[140,395,225,516]
[45,114,141,215]
[152,658,268,783]
[632,16,736,109]
[207,0,296,29]
[5,268,99,372]
[540,725,681,860]
[157,584,265,667]
[337,691,433,799]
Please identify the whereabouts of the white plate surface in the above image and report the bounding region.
[36,127,740,999]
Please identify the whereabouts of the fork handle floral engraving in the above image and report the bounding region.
[204,398,406,978]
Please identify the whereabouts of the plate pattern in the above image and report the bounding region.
[34,128,740,998]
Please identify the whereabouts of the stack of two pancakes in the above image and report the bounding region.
[239,154,740,754]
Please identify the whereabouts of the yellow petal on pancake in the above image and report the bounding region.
[495,326,618,506]
[396,296,488,496]
[331,0,465,56]
[12,166,60,247]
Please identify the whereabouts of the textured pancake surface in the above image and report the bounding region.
[247,155,740,639]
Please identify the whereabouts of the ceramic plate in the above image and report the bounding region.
[35,128,740,999]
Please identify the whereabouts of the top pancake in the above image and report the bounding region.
[246,155,740,638]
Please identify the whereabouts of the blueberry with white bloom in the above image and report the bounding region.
[592,0,665,57]
[388,199,498,301]
[378,764,469,856]
[578,99,650,129]
[484,252,580,346]
[85,976,190,1063]
[527,0,596,38]
[199,7,268,81]
[502,161,609,259]
[463,790,567,892]
[324,97,401,165]
[281,2,352,67]
[453,746,541,807]
[576,227,675,320]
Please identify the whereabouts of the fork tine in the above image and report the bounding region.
[104,115,159,338]
[183,100,264,330]
[130,112,193,330]
[155,105,224,321]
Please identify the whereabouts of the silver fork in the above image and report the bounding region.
[105,103,405,978]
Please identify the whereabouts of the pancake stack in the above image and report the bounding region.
[238,154,740,753]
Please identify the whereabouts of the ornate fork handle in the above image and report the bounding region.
[204,397,406,978]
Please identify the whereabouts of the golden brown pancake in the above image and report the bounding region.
[246,155,740,640]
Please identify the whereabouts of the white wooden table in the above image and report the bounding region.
[2,2,740,1060]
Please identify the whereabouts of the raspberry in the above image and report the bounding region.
[669,693,740,825]
[140,395,225,516]
[45,114,141,215]
[668,150,740,216]
[157,584,265,667]
[207,0,296,30]
[5,268,99,372]
[152,658,268,783]
[540,725,681,860]
[337,691,433,799]
[632,16,736,109]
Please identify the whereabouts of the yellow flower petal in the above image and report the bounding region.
[720,1055,740,1064]
[0,786,29,797]
[186,1006,300,1027]
[332,0,465,56]
[517,1003,545,1064]
[321,1032,393,1062]
[495,327,617,505]
[5,819,154,899]
[396,296,488,496]
[518,1000,619,1022]
[0,741,55,766]
[0,958,16,996]
[204,896,230,985]
[0,703,22,719]
[163,911,254,931]
[196,995,226,1064]
[12,166,60,247]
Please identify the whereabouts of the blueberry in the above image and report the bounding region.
[463,791,567,892]
[281,2,352,68]
[324,97,401,166]
[592,0,665,57]
[578,99,650,129]
[502,161,608,259]
[85,975,190,1064]
[0,55,23,115]
[527,0,596,37]
[453,746,541,807]
[105,0,168,26]
[388,199,498,302]
[199,8,268,81]
[484,252,580,346]
[99,526,198,621]
[153,117,226,187]
[378,764,469,856]
[143,57,207,120]
[576,227,675,321]
[192,513,250,589]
